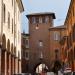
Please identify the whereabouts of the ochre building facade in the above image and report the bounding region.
[60,0,75,71]
[49,25,66,70]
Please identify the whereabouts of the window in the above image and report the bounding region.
[55,49,59,59]
[32,17,36,24]
[69,33,72,47]
[42,16,45,23]
[36,17,39,23]
[73,6,74,16]
[39,40,43,47]
[12,19,13,33]
[39,17,42,23]
[8,12,10,29]
[14,24,16,37]
[45,16,49,23]
[25,39,29,48]
[25,50,29,60]
[39,51,43,59]
[12,0,13,6]
[22,50,24,58]
[3,3,6,23]
[54,32,60,41]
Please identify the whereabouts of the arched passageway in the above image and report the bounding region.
[7,39,10,75]
[1,34,6,75]
[11,43,14,75]
[52,60,61,74]
[34,63,49,74]
[14,47,16,74]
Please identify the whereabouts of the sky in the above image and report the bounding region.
[21,0,71,33]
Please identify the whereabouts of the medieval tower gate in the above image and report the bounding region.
[26,12,56,73]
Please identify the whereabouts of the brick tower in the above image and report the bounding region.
[26,12,56,73]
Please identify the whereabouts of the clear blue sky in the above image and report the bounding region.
[21,0,71,33]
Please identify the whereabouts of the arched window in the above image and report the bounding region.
[12,19,13,33]
[3,3,6,23]
[25,50,29,60]
[54,32,60,41]
[8,12,10,29]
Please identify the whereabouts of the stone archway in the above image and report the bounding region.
[14,46,16,74]
[52,60,61,74]
[18,51,20,73]
[1,34,6,75]
[7,39,10,52]
[2,34,6,49]
[7,39,10,75]
[11,43,14,75]
[34,62,49,74]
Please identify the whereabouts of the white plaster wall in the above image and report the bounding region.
[0,0,2,39]
[2,0,22,59]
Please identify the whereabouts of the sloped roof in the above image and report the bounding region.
[16,0,24,12]
[26,12,56,19]
[49,25,66,31]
